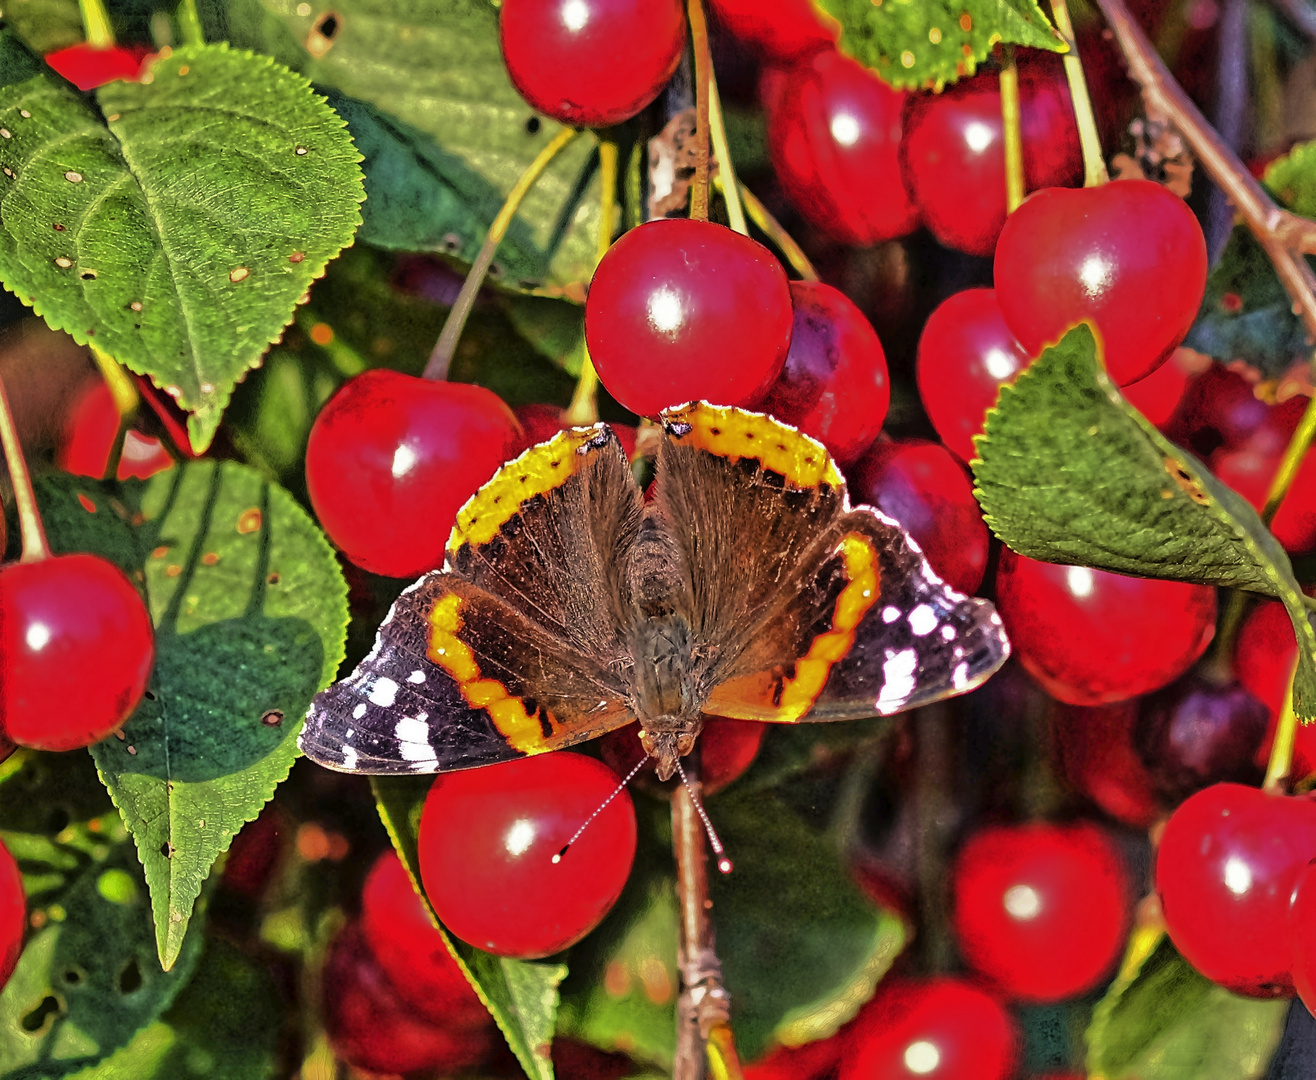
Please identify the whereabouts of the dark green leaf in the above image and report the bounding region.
[0,808,205,1079]
[1265,140,1316,218]
[214,0,602,298]
[501,294,586,376]
[711,789,906,1059]
[372,776,565,1080]
[0,33,364,451]
[2,0,83,53]
[971,323,1316,721]
[37,462,349,971]
[814,0,1063,90]
[1085,934,1286,1079]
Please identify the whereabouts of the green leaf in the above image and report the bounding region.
[1085,934,1286,1079]
[2,0,83,53]
[971,323,1316,722]
[814,0,1064,90]
[212,0,602,297]
[0,33,364,451]
[36,462,349,971]
[1264,140,1316,218]
[711,788,907,1060]
[0,805,205,1079]
[372,776,566,1080]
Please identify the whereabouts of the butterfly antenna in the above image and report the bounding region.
[674,759,733,874]
[553,756,649,864]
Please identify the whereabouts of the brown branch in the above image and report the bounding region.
[1095,0,1316,346]
[686,0,712,222]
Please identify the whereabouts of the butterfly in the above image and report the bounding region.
[299,402,1010,781]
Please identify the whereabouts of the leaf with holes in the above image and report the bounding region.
[0,32,364,452]
[0,796,205,1079]
[372,775,565,1080]
[813,0,1063,90]
[35,462,349,971]
[213,0,601,298]
[971,323,1316,723]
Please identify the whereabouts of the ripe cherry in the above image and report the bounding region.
[993,550,1216,705]
[915,289,1030,463]
[1212,420,1316,555]
[360,850,489,1028]
[322,921,494,1075]
[1288,858,1316,1017]
[707,0,835,61]
[756,281,889,466]
[305,370,523,579]
[59,379,173,482]
[220,804,285,899]
[994,179,1208,386]
[598,715,765,797]
[1231,599,1316,780]
[952,822,1129,1002]
[45,43,152,90]
[0,837,24,991]
[763,50,918,246]
[900,63,1080,256]
[584,219,793,416]
[1167,365,1284,457]
[0,553,154,751]
[1051,702,1159,828]
[418,752,636,958]
[1157,782,1316,996]
[512,403,638,460]
[848,439,989,596]
[1134,676,1268,803]
[837,976,1019,1080]
[499,0,685,128]
[1121,348,1195,432]
[744,1034,845,1080]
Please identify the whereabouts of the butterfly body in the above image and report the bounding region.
[300,403,1010,779]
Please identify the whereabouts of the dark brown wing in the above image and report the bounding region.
[299,575,635,773]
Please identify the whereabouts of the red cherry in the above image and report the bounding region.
[994,179,1208,386]
[1051,702,1159,828]
[44,43,152,91]
[994,550,1216,705]
[743,1034,845,1080]
[1231,599,1316,780]
[915,289,1030,463]
[584,219,793,416]
[1157,782,1316,996]
[498,0,685,128]
[763,50,919,246]
[360,850,489,1028]
[952,822,1130,1002]
[418,752,636,958]
[1166,365,1284,457]
[220,803,285,899]
[837,976,1019,1080]
[1212,427,1316,556]
[0,553,154,751]
[1121,348,1195,432]
[707,0,835,62]
[59,379,173,482]
[847,438,989,596]
[305,370,523,579]
[1288,859,1316,1017]
[900,63,1081,256]
[0,837,24,992]
[512,403,638,460]
[598,715,766,797]
[321,922,494,1075]
[756,281,889,466]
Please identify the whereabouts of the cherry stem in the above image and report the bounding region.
[1263,657,1300,791]
[0,373,50,562]
[1264,392,1316,525]
[1095,0,1316,344]
[705,1023,745,1080]
[90,344,140,484]
[78,0,115,48]
[1049,0,1107,187]
[176,0,205,47]
[687,0,713,223]
[999,44,1025,214]
[565,138,619,426]
[424,126,580,381]
[719,176,819,281]
[708,79,747,235]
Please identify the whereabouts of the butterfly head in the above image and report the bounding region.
[639,727,698,782]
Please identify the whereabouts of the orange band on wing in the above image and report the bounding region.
[705,532,881,722]
[426,593,557,754]
[663,403,845,489]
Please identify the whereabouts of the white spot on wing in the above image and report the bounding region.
[369,677,399,708]
[342,745,357,769]
[941,624,957,641]
[396,714,437,763]
[908,604,938,636]
[877,648,918,712]
[952,661,970,689]
[352,703,367,720]
[882,606,901,624]
[408,670,426,684]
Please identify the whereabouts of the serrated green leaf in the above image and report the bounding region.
[212,0,601,297]
[0,33,364,451]
[971,323,1316,722]
[36,462,349,971]
[1085,934,1285,1079]
[711,788,906,1060]
[372,775,565,1080]
[815,0,1063,90]
[0,806,205,1079]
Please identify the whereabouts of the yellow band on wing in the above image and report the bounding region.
[663,402,844,489]
[447,426,606,552]
[426,593,556,754]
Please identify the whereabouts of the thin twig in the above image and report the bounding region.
[1264,657,1300,790]
[1207,0,1251,257]
[424,127,580,380]
[1050,0,1109,186]
[0,373,50,562]
[565,140,618,426]
[78,0,114,48]
[687,0,713,222]
[725,178,819,280]
[708,80,747,235]
[999,44,1025,213]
